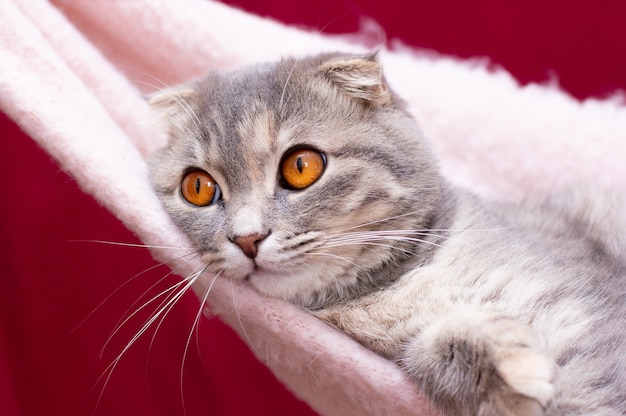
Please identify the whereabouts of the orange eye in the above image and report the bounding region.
[281,149,326,190]
[181,170,221,206]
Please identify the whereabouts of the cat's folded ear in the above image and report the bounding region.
[145,87,197,137]
[319,55,391,106]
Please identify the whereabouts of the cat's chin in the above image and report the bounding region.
[244,267,315,305]
[245,267,286,291]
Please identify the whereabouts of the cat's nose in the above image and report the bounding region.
[232,233,269,259]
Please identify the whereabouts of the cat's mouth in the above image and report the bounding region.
[244,264,261,280]
[244,262,269,281]
[237,252,294,284]
[244,261,290,284]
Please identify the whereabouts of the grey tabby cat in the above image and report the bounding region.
[148,53,626,415]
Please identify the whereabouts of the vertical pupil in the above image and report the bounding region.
[296,157,303,173]
[195,177,201,194]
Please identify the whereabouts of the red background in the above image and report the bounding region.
[1,1,624,415]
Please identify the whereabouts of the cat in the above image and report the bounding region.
[147,52,626,415]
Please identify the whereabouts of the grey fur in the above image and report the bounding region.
[148,53,626,415]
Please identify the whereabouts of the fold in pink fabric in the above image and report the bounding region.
[1,1,624,415]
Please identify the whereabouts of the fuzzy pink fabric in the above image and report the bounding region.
[1,1,624,415]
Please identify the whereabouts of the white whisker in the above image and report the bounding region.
[180,271,220,416]
[100,268,195,357]
[141,264,210,356]
[132,73,203,134]
[99,252,203,354]
[68,239,195,251]
[304,251,366,272]
[92,263,208,412]
[278,14,359,114]
[326,210,424,233]
[73,249,201,335]
[326,231,445,245]
[278,61,297,113]
[322,208,517,238]
[230,277,254,349]
[324,240,416,255]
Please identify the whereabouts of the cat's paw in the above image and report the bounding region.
[479,328,556,416]
[401,311,557,416]
[496,342,555,407]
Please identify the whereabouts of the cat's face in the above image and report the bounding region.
[149,53,442,308]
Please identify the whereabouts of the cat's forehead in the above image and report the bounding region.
[192,62,339,157]
[196,57,343,122]
[198,62,293,111]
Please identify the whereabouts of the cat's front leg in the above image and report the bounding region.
[400,309,556,416]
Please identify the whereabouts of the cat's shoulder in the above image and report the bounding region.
[436,186,626,268]
[506,190,626,262]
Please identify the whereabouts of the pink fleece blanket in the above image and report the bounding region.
[1,1,625,415]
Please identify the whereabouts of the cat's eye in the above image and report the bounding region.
[280,148,326,190]
[181,169,221,206]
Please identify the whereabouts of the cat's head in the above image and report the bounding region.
[148,53,443,308]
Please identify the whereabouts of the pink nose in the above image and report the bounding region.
[232,233,268,259]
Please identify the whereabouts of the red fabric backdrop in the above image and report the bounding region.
[1,1,624,415]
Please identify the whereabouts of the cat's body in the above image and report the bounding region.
[317,190,626,415]
[148,53,626,415]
